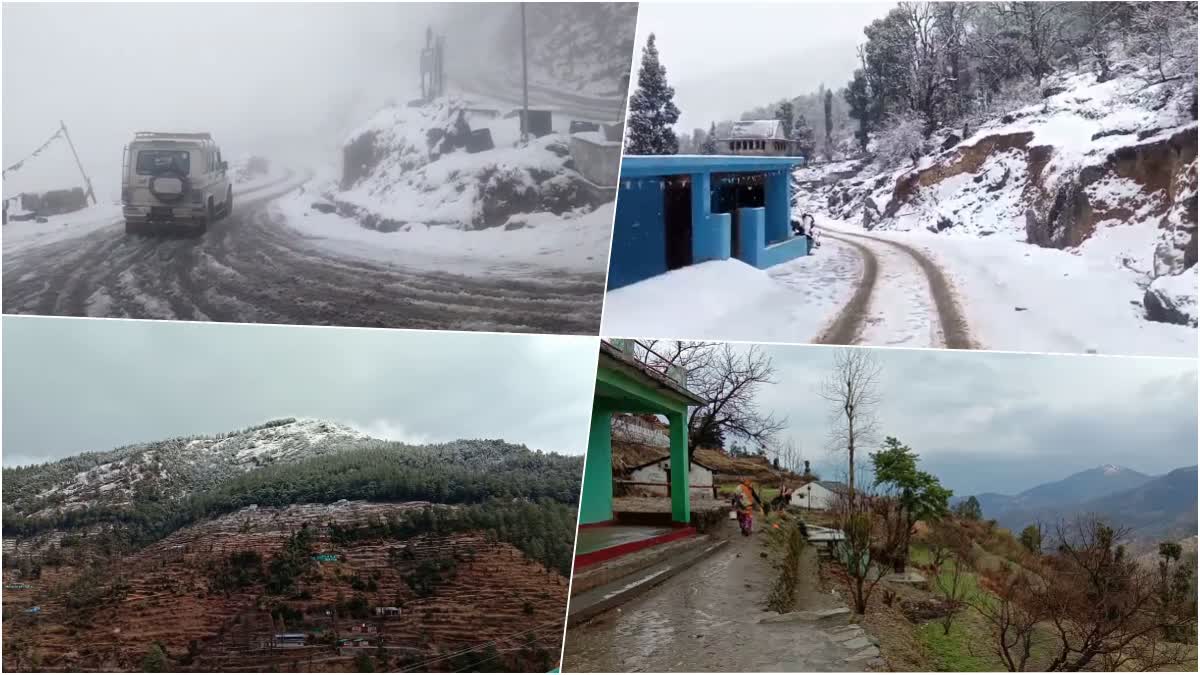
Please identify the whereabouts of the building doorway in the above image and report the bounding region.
[663,175,692,270]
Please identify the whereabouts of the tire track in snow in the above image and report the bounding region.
[814,234,878,345]
[818,229,975,349]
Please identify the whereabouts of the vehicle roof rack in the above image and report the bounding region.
[133,131,213,141]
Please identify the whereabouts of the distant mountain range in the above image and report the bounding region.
[957,464,1197,543]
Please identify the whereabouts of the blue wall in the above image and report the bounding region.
[608,177,666,290]
[735,207,809,268]
[761,235,809,267]
[765,171,791,245]
[608,156,808,290]
[693,212,732,262]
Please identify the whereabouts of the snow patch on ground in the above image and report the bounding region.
[601,244,859,342]
[275,188,613,278]
[2,161,291,256]
[873,228,1196,356]
[3,202,124,255]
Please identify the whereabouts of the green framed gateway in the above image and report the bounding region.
[581,340,706,526]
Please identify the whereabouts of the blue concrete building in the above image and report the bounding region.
[608,155,809,290]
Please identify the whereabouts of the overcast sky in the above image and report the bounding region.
[746,345,1197,497]
[633,1,894,132]
[2,317,598,466]
[2,2,450,201]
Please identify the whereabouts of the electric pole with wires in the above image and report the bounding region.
[520,3,529,144]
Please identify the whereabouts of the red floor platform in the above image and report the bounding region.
[573,523,697,568]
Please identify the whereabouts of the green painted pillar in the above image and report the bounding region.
[668,411,690,524]
[580,404,613,525]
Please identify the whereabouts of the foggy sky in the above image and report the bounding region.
[746,345,1197,497]
[2,2,449,201]
[2,317,599,467]
[633,1,895,133]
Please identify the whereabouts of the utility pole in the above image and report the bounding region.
[59,120,95,205]
[520,3,529,144]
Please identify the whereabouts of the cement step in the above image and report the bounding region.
[567,536,727,626]
[570,532,712,595]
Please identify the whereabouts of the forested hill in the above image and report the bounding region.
[4,435,581,535]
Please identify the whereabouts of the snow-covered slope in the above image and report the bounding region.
[3,418,371,519]
[796,58,1197,328]
[335,97,599,229]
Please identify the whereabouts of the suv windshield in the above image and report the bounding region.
[135,149,190,176]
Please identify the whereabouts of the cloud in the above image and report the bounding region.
[346,419,433,446]
[2,317,598,465]
[739,344,1196,496]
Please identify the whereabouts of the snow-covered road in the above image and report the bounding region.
[821,218,1195,356]
[824,230,943,348]
[3,169,607,334]
[893,230,1197,357]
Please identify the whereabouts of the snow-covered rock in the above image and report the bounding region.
[1145,266,1198,326]
[334,97,608,230]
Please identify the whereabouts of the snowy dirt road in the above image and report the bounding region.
[3,171,606,333]
[819,227,974,349]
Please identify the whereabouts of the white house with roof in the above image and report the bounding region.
[718,120,799,156]
[627,454,716,501]
[788,480,846,510]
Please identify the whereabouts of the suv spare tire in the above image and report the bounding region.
[148,171,189,204]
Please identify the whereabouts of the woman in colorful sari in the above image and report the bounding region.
[730,478,768,536]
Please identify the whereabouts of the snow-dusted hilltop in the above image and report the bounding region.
[3,418,371,518]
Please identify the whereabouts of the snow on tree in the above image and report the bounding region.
[700,122,719,155]
[775,100,795,140]
[625,33,681,155]
[1129,1,1199,87]
[791,114,816,158]
[823,87,834,159]
[991,1,1069,86]
[845,69,874,152]
[873,111,924,169]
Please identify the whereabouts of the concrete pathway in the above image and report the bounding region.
[562,523,882,672]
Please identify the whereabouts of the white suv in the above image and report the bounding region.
[121,132,232,235]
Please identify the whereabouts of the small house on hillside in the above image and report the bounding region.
[611,414,717,500]
[788,481,846,510]
[625,455,717,500]
[611,413,670,448]
[718,120,799,157]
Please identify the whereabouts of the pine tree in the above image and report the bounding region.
[700,122,719,154]
[845,70,872,152]
[625,33,681,155]
[823,88,834,159]
[775,100,795,139]
[790,114,815,158]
